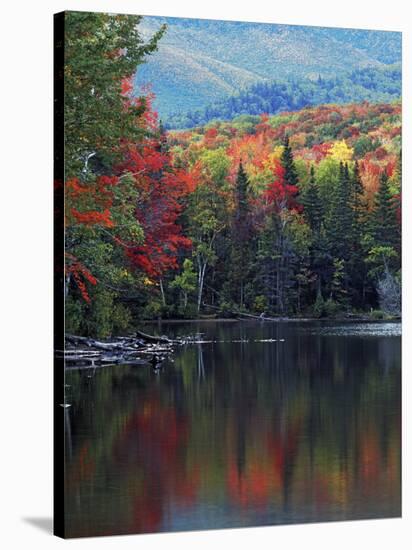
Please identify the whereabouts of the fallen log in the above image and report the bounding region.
[66,336,126,352]
[236,311,292,322]
[203,304,283,322]
[64,331,176,369]
[56,349,101,356]
[135,330,177,345]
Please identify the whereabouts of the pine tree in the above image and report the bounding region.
[302,165,322,233]
[330,162,352,261]
[347,160,368,307]
[372,172,398,249]
[350,161,364,214]
[301,165,329,302]
[281,136,299,187]
[322,162,354,306]
[342,163,353,248]
[229,163,253,308]
[348,160,367,262]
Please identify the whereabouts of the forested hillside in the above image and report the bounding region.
[165,65,401,129]
[136,17,401,117]
[63,13,401,338]
[163,102,401,320]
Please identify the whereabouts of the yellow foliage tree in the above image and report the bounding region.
[270,146,285,161]
[328,140,353,162]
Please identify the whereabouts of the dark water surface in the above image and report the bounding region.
[64,321,401,538]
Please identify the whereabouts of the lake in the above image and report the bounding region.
[64,320,401,538]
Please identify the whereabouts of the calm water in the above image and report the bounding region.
[64,321,401,538]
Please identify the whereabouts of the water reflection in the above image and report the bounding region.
[64,321,401,538]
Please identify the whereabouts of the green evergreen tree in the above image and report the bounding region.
[330,162,352,262]
[302,165,323,233]
[350,161,365,216]
[301,165,332,303]
[281,136,299,187]
[347,160,368,307]
[234,162,249,222]
[229,163,253,308]
[372,172,398,249]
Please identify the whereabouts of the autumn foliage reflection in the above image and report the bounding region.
[64,324,400,537]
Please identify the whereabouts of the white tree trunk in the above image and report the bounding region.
[159,278,166,306]
[197,259,207,313]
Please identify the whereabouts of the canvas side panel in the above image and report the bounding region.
[53,10,65,539]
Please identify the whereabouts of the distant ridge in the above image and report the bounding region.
[164,65,401,129]
[134,16,401,118]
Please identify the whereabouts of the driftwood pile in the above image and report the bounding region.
[59,330,180,370]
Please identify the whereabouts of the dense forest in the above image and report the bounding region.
[165,65,401,129]
[63,13,401,338]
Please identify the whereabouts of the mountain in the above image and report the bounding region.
[134,16,401,118]
[165,65,401,129]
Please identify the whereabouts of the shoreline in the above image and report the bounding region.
[141,316,402,324]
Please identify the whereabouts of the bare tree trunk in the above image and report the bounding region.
[159,278,166,307]
[197,259,207,313]
[65,273,71,298]
[82,151,96,175]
